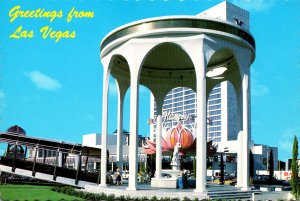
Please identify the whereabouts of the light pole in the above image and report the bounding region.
[219,147,229,185]
[266,147,269,172]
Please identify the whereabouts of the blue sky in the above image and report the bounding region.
[0,0,299,162]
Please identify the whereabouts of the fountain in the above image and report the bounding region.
[144,123,194,187]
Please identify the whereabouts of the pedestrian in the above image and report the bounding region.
[182,169,189,188]
[115,168,122,185]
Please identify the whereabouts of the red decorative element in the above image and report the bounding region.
[164,123,193,151]
[143,123,194,155]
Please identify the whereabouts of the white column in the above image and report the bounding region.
[235,84,243,188]
[75,155,80,170]
[242,74,250,191]
[116,81,125,173]
[195,55,207,193]
[100,70,109,187]
[149,93,155,141]
[236,131,243,187]
[155,102,163,179]
[94,162,97,170]
[58,152,63,167]
[127,76,139,191]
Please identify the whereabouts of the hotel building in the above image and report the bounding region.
[150,81,238,143]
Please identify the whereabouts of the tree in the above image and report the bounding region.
[268,149,274,184]
[291,135,299,199]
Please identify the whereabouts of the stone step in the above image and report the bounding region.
[207,191,252,200]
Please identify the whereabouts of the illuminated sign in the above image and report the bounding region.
[162,111,194,122]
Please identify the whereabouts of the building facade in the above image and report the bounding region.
[150,81,238,143]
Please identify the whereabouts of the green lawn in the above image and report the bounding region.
[0,184,83,201]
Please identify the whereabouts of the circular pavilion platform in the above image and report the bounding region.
[84,183,254,200]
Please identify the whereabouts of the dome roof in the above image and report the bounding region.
[6,125,26,136]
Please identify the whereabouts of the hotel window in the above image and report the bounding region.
[209,115,221,121]
[164,99,172,105]
[214,137,221,142]
[208,94,221,100]
[211,121,221,126]
[184,90,194,95]
[174,97,183,102]
[174,102,183,107]
[186,94,195,99]
[209,105,221,110]
[213,132,221,137]
[186,109,195,114]
[163,104,172,109]
[184,99,195,105]
[210,88,221,94]
[173,88,183,93]
[165,94,172,100]
[173,107,183,112]
[209,110,221,115]
[184,105,195,110]
[208,99,221,105]
[209,127,221,132]
[174,92,183,97]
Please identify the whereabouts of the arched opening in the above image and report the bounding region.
[136,42,198,187]
[99,54,131,184]
[206,48,243,186]
[139,42,196,92]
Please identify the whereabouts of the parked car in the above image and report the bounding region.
[253,175,290,186]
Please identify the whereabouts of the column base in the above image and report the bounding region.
[126,187,137,191]
[151,177,177,188]
[98,184,107,187]
[194,189,207,193]
[241,187,251,191]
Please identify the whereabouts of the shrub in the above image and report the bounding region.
[106,194,115,201]
[183,197,191,201]
[150,196,158,201]
[140,196,149,201]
